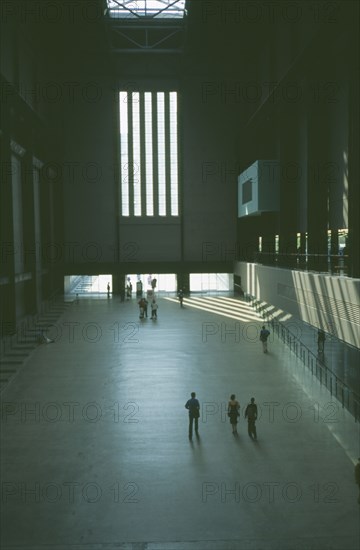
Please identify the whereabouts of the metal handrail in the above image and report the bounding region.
[246,295,360,422]
[0,289,63,357]
[253,252,349,275]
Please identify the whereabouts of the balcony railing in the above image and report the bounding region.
[254,252,349,275]
[246,294,360,422]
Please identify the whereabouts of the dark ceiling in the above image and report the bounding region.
[14,0,264,75]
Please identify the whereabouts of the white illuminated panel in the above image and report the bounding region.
[238,160,280,217]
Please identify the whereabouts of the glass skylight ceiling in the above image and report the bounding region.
[106,0,186,19]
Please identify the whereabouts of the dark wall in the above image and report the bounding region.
[235,2,359,276]
[0,1,66,333]
[62,77,117,264]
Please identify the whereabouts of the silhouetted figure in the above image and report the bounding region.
[107,282,110,298]
[245,397,258,440]
[260,325,270,353]
[317,329,326,354]
[228,394,240,434]
[151,299,158,319]
[178,289,184,307]
[136,280,143,297]
[120,287,125,302]
[138,298,145,319]
[185,392,200,439]
[355,458,360,504]
[126,282,133,299]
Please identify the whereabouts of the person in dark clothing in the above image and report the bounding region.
[185,392,200,439]
[228,394,240,434]
[355,458,360,504]
[317,329,326,354]
[138,298,145,319]
[260,326,270,353]
[245,397,258,440]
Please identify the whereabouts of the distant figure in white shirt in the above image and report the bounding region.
[151,300,158,320]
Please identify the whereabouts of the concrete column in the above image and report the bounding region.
[112,273,126,300]
[0,135,16,334]
[33,158,43,311]
[348,47,359,277]
[306,104,328,272]
[10,140,27,320]
[177,272,189,294]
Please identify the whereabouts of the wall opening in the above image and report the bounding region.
[64,275,113,294]
[189,273,233,292]
[126,273,177,294]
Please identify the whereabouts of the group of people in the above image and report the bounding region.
[185,392,360,503]
[185,392,258,440]
[228,395,258,439]
[138,297,158,320]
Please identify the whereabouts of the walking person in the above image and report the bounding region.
[355,458,360,504]
[245,397,258,440]
[317,329,326,354]
[120,286,125,302]
[143,298,148,318]
[227,394,240,434]
[260,325,270,353]
[178,289,184,307]
[151,299,158,319]
[107,282,110,298]
[185,392,200,439]
[138,298,145,319]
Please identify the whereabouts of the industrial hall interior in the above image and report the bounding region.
[1,1,360,549]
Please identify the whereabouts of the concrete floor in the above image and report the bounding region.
[1,295,359,550]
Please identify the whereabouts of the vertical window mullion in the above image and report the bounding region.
[119,91,129,216]
[139,92,146,216]
[128,93,134,216]
[144,91,154,215]
[132,91,141,216]
[157,92,166,216]
[152,92,159,215]
[165,92,171,217]
[169,91,179,216]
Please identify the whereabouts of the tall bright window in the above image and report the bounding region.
[119,90,179,217]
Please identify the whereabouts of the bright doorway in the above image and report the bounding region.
[65,275,113,294]
[189,273,233,292]
[126,274,177,293]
